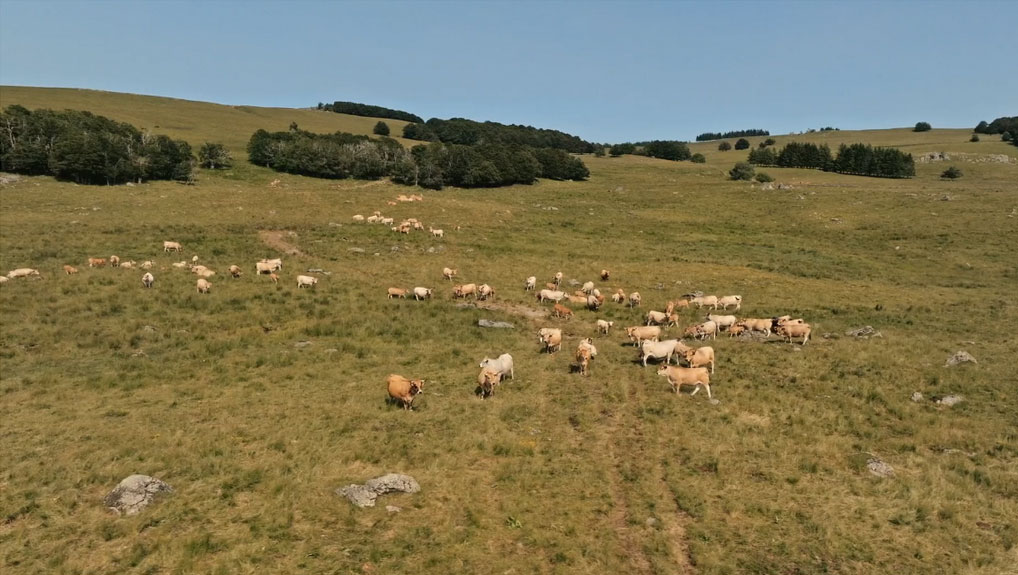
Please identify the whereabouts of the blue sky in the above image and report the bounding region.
[1,0,1015,143]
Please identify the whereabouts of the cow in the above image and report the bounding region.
[297,275,318,288]
[229,265,243,278]
[7,268,41,279]
[259,258,283,271]
[656,365,712,398]
[640,339,684,366]
[163,241,181,252]
[600,269,610,281]
[110,255,120,268]
[552,303,573,319]
[628,292,641,308]
[452,283,477,299]
[691,295,719,310]
[718,295,743,311]
[479,353,514,381]
[553,271,563,287]
[576,345,592,376]
[196,278,211,294]
[737,318,772,336]
[625,325,661,346]
[685,320,718,340]
[443,267,457,281]
[524,276,537,291]
[538,328,562,354]
[256,261,276,274]
[776,322,812,345]
[477,284,495,301]
[429,227,444,238]
[646,310,669,326]
[596,319,614,335]
[352,214,365,222]
[682,346,715,373]
[706,313,738,331]
[88,258,106,268]
[612,289,626,304]
[63,265,78,275]
[587,294,604,310]
[387,374,424,410]
[387,287,408,299]
[581,281,595,294]
[477,368,501,399]
[413,287,432,300]
[141,272,155,288]
[537,289,566,303]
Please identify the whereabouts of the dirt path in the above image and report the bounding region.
[258,230,303,256]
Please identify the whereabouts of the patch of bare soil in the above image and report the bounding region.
[258,230,303,256]
[458,300,549,320]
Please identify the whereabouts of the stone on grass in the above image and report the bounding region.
[935,395,964,407]
[104,474,173,516]
[945,351,977,367]
[478,319,514,329]
[911,392,924,403]
[846,326,882,339]
[337,473,420,508]
[866,457,894,478]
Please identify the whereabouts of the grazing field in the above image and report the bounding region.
[1,88,1017,575]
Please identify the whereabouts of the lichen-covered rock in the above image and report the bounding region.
[104,474,173,516]
[337,473,420,508]
[945,351,977,366]
[936,395,964,407]
[478,319,514,329]
[867,458,894,478]
[911,392,924,403]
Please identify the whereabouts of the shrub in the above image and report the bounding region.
[969,134,980,142]
[747,147,777,166]
[734,138,750,150]
[914,122,932,132]
[940,166,962,179]
[729,162,755,181]
[373,121,390,136]
[718,141,732,152]
[1003,131,1013,142]
[198,142,232,169]
[690,153,706,163]
[644,140,691,161]
[755,172,773,183]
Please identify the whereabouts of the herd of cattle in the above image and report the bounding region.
[3,240,812,410]
[385,269,813,410]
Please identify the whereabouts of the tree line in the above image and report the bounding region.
[402,118,594,154]
[318,101,423,123]
[0,105,195,185]
[608,140,693,161]
[747,141,915,178]
[248,126,588,189]
[696,129,769,142]
[974,116,1017,135]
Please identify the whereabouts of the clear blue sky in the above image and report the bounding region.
[1,0,1015,143]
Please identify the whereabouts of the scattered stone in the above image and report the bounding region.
[866,457,894,478]
[708,398,721,405]
[104,474,173,516]
[911,392,924,403]
[935,395,964,407]
[294,341,312,349]
[427,247,435,253]
[568,279,580,286]
[390,246,399,253]
[325,348,338,353]
[645,517,659,527]
[478,319,515,329]
[846,326,882,339]
[945,351,977,367]
[917,152,949,163]
[141,325,157,333]
[386,505,402,513]
[348,247,365,254]
[0,174,23,185]
[337,473,420,508]
[306,268,327,274]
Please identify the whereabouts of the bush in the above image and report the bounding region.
[914,122,932,132]
[718,141,732,152]
[198,142,232,169]
[609,143,636,157]
[644,140,691,161]
[747,147,777,166]
[763,138,776,147]
[729,162,755,181]
[1003,132,1013,142]
[734,138,750,150]
[690,153,705,163]
[940,166,962,179]
[373,121,390,136]
[970,134,980,142]
[755,172,773,183]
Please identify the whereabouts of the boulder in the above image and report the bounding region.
[935,395,964,407]
[945,351,977,367]
[104,474,173,516]
[478,319,514,329]
[866,457,894,478]
[846,326,882,339]
[337,473,420,508]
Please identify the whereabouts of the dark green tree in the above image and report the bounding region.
[729,162,755,181]
[690,153,706,163]
[198,142,232,169]
[940,166,962,179]
[718,141,732,151]
[734,138,750,150]
[914,122,932,132]
[373,121,390,136]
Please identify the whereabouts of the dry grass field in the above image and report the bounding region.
[1,87,1017,575]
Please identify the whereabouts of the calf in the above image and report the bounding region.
[596,319,614,335]
[387,287,408,299]
[88,257,107,268]
[682,346,715,373]
[63,265,78,275]
[552,303,574,319]
[196,278,211,294]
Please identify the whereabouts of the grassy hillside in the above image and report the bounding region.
[1,87,1017,575]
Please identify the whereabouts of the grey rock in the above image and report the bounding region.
[945,351,977,366]
[568,279,580,286]
[936,395,964,407]
[141,325,157,333]
[390,246,400,253]
[337,473,420,508]
[386,505,402,513]
[427,247,435,253]
[866,457,894,478]
[104,474,173,516]
[846,326,882,339]
[478,319,514,329]
[645,517,659,527]
[348,247,365,253]
[294,341,312,348]
[910,392,924,403]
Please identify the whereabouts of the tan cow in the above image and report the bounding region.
[443,267,457,280]
[477,284,495,301]
[776,323,812,345]
[477,368,501,399]
[596,319,614,335]
[538,328,562,354]
[612,289,626,303]
[229,265,243,278]
[163,241,182,252]
[625,325,661,345]
[387,287,408,299]
[196,278,211,294]
[63,265,78,275]
[88,257,107,268]
[737,318,772,336]
[718,295,743,310]
[657,365,712,398]
[552,303,573,319]
[628,292,641,308]
[452,283,477,299]
[691,295,719,310]
[387,374,424,410]
[576,345,592,376]
[110,255,120,268]
[600,269,610,281]
[683,346,716,374]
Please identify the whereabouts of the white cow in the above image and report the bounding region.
[296,275,318,288]
[141,272,155,288]
[479,354,514,381]
[413,287,433,300]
